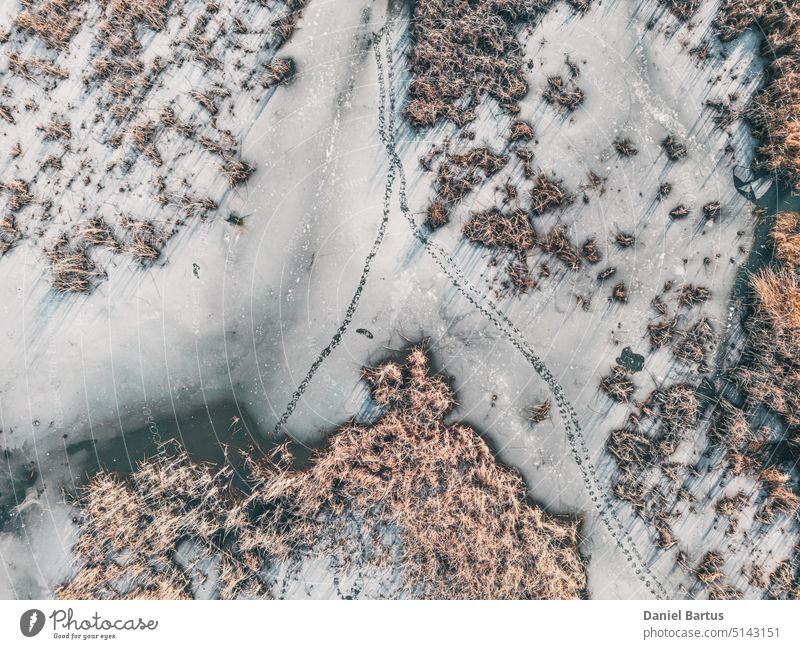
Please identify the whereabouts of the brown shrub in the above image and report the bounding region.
[771,211,800,266]
[46,237,102,293]
[59,348,587,600]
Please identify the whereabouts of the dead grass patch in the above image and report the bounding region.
[771,211,800,266]
[46,237,102,293]
[463,207,535,251]
[405,0,552,128]
[716,1,800,191]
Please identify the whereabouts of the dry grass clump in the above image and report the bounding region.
[542,75,584,112]
[448,147,508,176]
[716,1,800,191]
[76,217,119,250]
[715,491,748,517]
[611,281,628,303]
[46,237,102,293]
[705,97,736,128]
[1,179,34,212]
[505,255,536,295]
[696,551,726,585]
[541,225,579,270]
[463,207,535,251]
[426,200,449,229]
[613,137,638,157]
[405,0,554,128]
[678,283,710,307]
[220,156,256,186]
[14,0,85,50]
[0,216,21,254]
[106,0,169,31]
[509,120,535,142]
[649,384,699,433]
[525,400,551,424]
[271,13,297,45]
[669,203,689,219]
[566,0,591,12]
[0,103,14,124]
[608,428,658,473]
[752,468,800,522]
[702,201,722,221]
[433,161,477,208]
[648,318,677,349]
[661,134,688,161]
[159,105,193,137]
[614,231,635,248]
[7,52,69,80]
[129,120,161,165]
[59,348,586,600]
[709,401,757,466]
[425,147,508,229]
[766,560,800,599]
[580,238,602,264]
[596,266,616,282]
[120,216,166,261]
[736,268,800,426]
[600,365,636,403]
[191,90,219,117]
[264,57,296,86]
[42,114,72,141]
[673,316,713,366]
[461,205,537,294]
[529,170,567,215]
[165,192,217,219]
[771,211,800,266]
[659,0,702,21]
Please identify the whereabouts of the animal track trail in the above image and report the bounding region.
[372,23,668,599]
[272,16,669,600]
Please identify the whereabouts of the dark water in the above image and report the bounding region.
[733,180,800,300]
[0,400,320,530]
[63,400,317,488]
[616,346,645,373]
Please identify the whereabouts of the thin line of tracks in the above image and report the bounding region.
[274,19,669,600]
